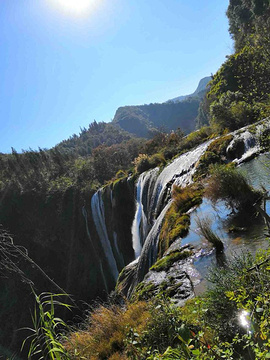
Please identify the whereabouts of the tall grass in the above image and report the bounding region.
[196,216,224,253]
[22,291,71,360]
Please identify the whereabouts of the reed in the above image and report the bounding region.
[196,216,224,253]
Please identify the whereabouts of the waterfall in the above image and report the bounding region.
[226,119,270,164]
[151,141,211,217]
[88,118,270,296]
[132,141,211,261]
[135,201,172,285]
[91,190,119,282]
[131,168,159,258]
[127,141,212,294]
[82,206,108,293]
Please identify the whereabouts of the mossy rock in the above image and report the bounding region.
[132,281,157,301]
[194,151,222,180]
[208,134,233,156]
[159,185,203,257]
[150,250,192,272]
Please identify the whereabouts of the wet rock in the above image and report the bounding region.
[226,137,245,160]
[133,255,197,306]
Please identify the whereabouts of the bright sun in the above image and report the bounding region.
[56,0,94,14]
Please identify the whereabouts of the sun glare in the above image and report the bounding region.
[55,0,95,15]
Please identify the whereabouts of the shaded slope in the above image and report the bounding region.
[113,98,200,138]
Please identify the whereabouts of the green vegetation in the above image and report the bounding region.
[60,249,270,359]
[207,134,233,155]
[112,98,201,138]
[205,164,263,212]
[22,292,71,360]
[159,184,203,257]
[3,1,270,357]
[133,153,166,174]
[196,0,270,132]
[150,250,192,272]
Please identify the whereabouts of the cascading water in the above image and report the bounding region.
[91,190,119,282]
[128,141,213,293]
[227,118,270,164]
[151,141,212,216]
[131,168,159,258]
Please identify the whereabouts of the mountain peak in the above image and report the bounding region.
[167,76,211,103]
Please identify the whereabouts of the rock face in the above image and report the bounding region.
[0,177,136,353]
[130,244,196,306]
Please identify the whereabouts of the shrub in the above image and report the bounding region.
[207,134,233,156]
[205,164,262,212]
[149,153,166,167]
[182,127,212,150]
[159,213,190,256]
[158,185,203,257]
[172,184,204,213]
[193,151,222,180]
[133,154,152,174]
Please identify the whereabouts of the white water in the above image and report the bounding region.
[91,190,119,282]
[128,141,213,289]
[89,118,270,295]
[132,141,212,262]
[151,141,212,217]
[131,168,159,258]
[136,201,172,284]
[228,118,270,164]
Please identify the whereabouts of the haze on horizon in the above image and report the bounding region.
[0,0,232,153]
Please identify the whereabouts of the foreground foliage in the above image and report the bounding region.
[23,292,71,360]
[60,248,270,359]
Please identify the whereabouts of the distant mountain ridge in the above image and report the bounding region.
[112,76,211,138]
[167,76,211,103]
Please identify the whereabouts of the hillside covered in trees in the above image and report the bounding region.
[112,77,211,138]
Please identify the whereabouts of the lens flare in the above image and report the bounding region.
[56,0,94,14]
[239,310,250,330]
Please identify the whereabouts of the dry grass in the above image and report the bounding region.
[196,216,224,253]
[64,301,150,360]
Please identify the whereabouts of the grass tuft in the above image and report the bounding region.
[196,216,224,253]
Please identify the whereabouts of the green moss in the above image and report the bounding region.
[159,185,203,257]
[132,281,157,301]
[207,134,233,156]
[193,151,222,181]
[150,250,192,272]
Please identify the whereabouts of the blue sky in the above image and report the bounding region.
[0,0,232,153]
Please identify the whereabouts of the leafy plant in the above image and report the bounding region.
[22,291,71,360]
